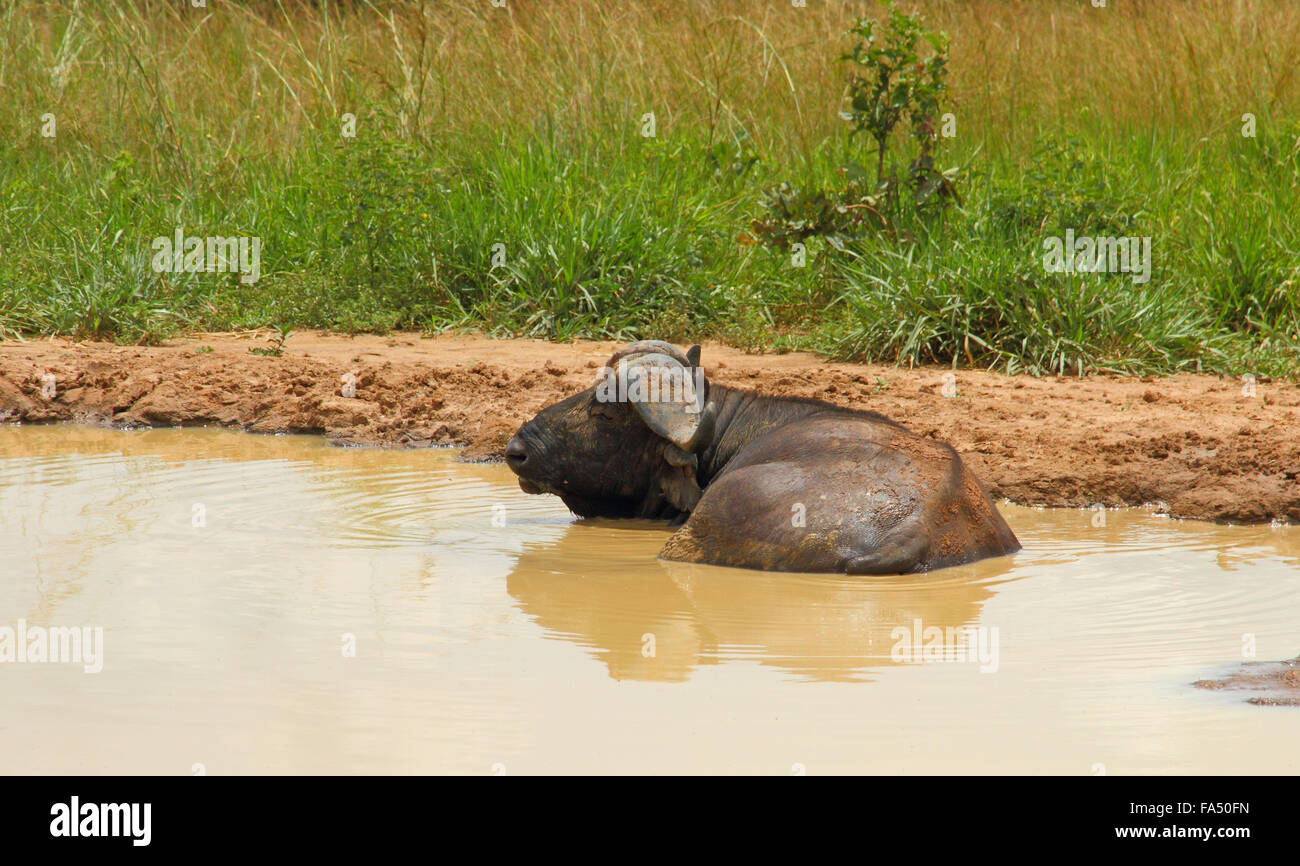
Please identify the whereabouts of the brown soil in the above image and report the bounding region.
[1194,657,1300,706]
[2,330,1298,523]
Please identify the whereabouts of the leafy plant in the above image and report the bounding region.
[840,2,958,207]
[750,180,886,250]
[753,2,959,251]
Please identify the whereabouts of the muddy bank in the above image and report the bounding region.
[1195,657,1300,706]
[1,330,1298,523]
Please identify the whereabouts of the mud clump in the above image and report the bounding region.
[1194,656,1300,706]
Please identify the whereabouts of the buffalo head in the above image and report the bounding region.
[506,341,715,519]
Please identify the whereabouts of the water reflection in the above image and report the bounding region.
[507,521,1017,682]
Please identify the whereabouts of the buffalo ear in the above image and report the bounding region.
[686,344,701,367]
[623,352,708,451]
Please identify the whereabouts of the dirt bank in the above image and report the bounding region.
[1,330,1298,523]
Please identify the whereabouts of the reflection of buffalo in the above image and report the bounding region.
[506,522,1015,682]
[506,341,1019,574]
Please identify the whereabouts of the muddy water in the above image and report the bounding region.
[1,425,1296,775]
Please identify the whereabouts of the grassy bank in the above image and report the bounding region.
[2,0,1298,376]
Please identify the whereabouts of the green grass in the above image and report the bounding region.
[1,0,1298,378]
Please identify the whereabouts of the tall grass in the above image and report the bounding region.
[1,0,1297,376]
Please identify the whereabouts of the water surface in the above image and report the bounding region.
[1,426,1296,774]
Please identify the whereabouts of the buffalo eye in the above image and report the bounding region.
[588,399,621,421]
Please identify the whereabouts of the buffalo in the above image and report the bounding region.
[505,341,1020,574]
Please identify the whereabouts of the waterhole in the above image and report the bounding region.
[1,426,1296,774]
